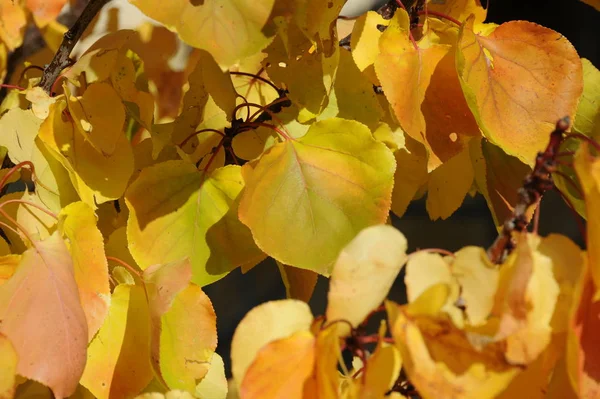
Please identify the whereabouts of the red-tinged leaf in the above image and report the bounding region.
[241,331,315,399]
[456,18,583,165]
[0,232,88,399]
[25,0,67,27]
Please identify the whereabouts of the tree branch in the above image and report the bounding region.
[39,0,112,94]
[487,117,571,264]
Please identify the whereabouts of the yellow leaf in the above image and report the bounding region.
[428,0,487,25]
[326,225,408,335]
[241,331,315,399]
[0,0,27,50]
[38,101,134,206]
[127,0,276,68]
[0,255,20,286]
[359,325,402,398]
[238,118,395,273]
[456,18,583,165]
[451,246,499,326]
[231,300,313,391]
[195,353,228,399]
[0,108,42,165]
[351,11,388,84]
[387,303,519,399]
[66,83,126,156]
[80,284,153,399]
[405,252,463,327]
[58,202,110,340]
[277,261,319,303]
[0,333,17,399]
[494,233,560,365]
[426,145,474,220]
[126,163,264,286]
[0,232,88,398]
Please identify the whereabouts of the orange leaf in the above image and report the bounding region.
[25,0,67,27]
[376,11,480,171]
[0,232,88,398]
[457,18,583,166]
[241,331,315,399]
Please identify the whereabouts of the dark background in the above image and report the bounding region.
[204,0,600,375]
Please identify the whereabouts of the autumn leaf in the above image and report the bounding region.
[0,0,27,50]
[127,0,276,68]
[428,0,487,25]
[0,333,17,399]
[351,11,388,84]
[238,118,395,273]
[195,353,228,399]
[0,232,88,399]
[126,163,264,286]
[456,18,583,165]
[574,142,600,297]
[277,261,319,303]
[241,331,315,399]
[80,284,154,399]
[231,300,313,391]
[326,225,408,335]
[143,259,218,392]
[376,11,481,171]
[58,201,110,340]
[25,0,67,27]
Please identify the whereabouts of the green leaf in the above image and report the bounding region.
[126,163,264,286]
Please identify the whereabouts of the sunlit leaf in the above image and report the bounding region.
[239,118,395,273]
[387,301,519,399]
[428,0,487,25]
[326,225,408,335]
[127,163,264,286]
[195,353,228,399]
[456,18,583,165]
[0,333,17,399]
[80,284,153,399]
[376,11,480,171]
[351,11,388,84]
[241,331,315,399]
[451,246,499,326]
[25,0,67,27]
[0,108,42,164]
[231,300,313,390]
[0,232,88,398]
[58,201,110,340]
[127,0,276,68]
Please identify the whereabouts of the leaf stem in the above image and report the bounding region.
[418,10,462,26]
[0,200,58,220]
[106,255,142,278]
[229,71,280,93]
[179,128,225,148]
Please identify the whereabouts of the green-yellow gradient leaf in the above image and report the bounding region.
[555,59,600,219]
[127,0,276,68]
[456,18,583,166]
[80,284,153,399]
[38,101,134,207]
[238,118,395,273]
[58,201,110,340]
[126,163,264,286]
[470,138,532,228]
[0,232,88,399]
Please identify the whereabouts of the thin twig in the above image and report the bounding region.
[39,0,112,94]
[487,117,571,263]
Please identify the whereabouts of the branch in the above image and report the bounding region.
[39,0,112,94]
[487,117,571,264]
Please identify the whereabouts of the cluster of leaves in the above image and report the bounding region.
[0,0,597,398]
